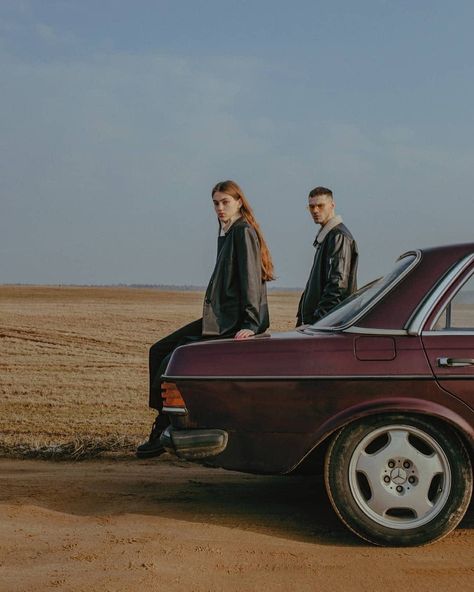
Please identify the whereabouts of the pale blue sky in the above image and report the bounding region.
[1,0,473,286]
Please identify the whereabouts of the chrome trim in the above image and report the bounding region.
[305,250,422,334]
[163,374,433,381]
[344,326,408,336]
[428,267,474,331]
[438,357,474,367]
[422,330,474,337]
[432,375,474,379]
[161,426,228,459]
[407,254,474,336]
[162,406,188,415]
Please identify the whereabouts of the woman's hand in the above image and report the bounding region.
[234,329,255,340]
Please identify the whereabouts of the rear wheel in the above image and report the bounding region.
[324,414,472,546]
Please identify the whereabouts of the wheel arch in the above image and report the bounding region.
[289,397,474,474]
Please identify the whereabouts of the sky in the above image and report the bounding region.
[1,0,473,287]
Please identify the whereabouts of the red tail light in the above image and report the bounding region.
[161,382,187,414]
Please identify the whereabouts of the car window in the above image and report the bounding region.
[309,253,418,330]
[432,273,474,331]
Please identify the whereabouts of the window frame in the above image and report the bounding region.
[426,266,474,334]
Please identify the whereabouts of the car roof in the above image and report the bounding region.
[357,242,474,330]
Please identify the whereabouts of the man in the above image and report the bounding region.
[297,186,358,326]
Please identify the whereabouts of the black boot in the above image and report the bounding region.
[136,416,167,458]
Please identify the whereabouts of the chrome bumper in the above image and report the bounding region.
[160,426,228,460]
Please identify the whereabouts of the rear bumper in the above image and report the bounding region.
[160,426,228,460]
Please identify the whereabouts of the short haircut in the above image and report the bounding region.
[308,186,333,200]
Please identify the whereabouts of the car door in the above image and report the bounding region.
[421,266,474,409]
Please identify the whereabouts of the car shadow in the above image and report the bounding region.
[0,456,472,547]
[149,465,351,546]
[138,458,474,546]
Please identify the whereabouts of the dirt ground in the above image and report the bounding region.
[0,456,473,592]
[0,286,473,591]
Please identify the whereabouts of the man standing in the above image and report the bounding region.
[297,186,358,326]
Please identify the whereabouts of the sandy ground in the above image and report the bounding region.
[1,286,473,591]
[0,456,473,592]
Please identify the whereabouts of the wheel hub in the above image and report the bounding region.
[383,459,417,493]
[390,467,407,485]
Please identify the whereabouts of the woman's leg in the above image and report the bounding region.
[137,318,202,458]
[148,318,203,411]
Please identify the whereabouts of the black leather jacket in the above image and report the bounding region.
[202,218,269,337]
[297,219,358,325]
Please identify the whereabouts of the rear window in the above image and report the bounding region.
[307,253,418,330]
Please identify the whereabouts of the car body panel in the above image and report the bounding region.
[422,334,474,408]
[168,375,473,474]
[163,243,474,474]
[166,333,431,379]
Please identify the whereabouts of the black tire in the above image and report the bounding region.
[324,414,472,546]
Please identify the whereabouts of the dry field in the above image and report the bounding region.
[0,286,473,592]
[0,285,299,455]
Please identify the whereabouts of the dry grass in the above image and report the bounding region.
[0,435,137,460]
[0,286,299,459]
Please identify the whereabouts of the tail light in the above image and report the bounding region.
[161,382,187,415]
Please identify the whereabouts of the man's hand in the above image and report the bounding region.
[234,329,255,339]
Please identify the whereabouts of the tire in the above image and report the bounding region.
[324,414,472,546]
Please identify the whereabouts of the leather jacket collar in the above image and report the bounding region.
[314,215,343,246]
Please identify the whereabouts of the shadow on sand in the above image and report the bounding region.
[0,456,472,547]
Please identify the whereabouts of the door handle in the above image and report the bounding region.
[438,357,474,367]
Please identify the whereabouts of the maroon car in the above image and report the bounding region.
[160,243,474,546]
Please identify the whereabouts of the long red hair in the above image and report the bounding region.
[212,180,275,282]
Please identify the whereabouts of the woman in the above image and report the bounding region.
[137,180,274,457]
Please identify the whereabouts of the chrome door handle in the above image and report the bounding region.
[438,357,474,367]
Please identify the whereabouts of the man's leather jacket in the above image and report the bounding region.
[203,218,269,337]
[297,216,358,325]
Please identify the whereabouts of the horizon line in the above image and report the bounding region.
[0,282,303,292]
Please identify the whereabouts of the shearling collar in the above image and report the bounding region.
[314,215,343,245]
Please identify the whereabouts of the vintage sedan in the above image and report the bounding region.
[160,243,474,546]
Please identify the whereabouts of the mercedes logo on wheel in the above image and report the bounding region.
[390,468,407,484]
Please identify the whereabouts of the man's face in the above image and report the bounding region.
[308,194,335,226]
